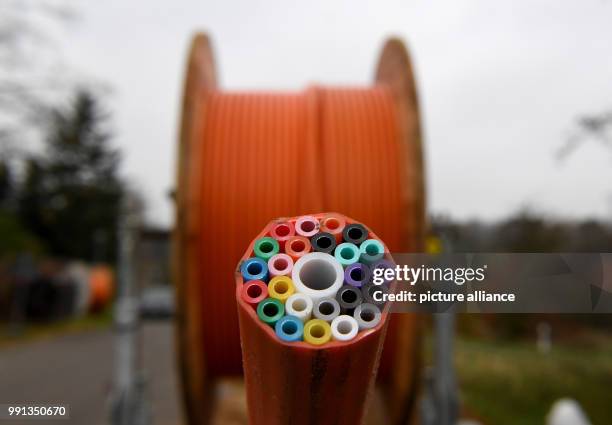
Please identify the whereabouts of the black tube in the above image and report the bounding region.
[342,223,368,245]
[335,285,363,313]
[310,232,337,254]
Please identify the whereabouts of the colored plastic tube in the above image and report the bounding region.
[313,298,341,323]
[269,221,295,248]
[267,276,295,303]
[275,315,304,342]
[320,214,346,243]
[303,319,332,345]
[241,280,268,308]
[361,282,389,307]
[310,232,337,254]
[353,303,381,330]
[291,252,344,303]
[344,263,371,287]
[334,242,360,267]
[253,237,280,261]
[295,215,320,238]
[359,239,385,265]
[331,315,359,341]
[284,236,312,261]
[257,298,285,327]
[285,293,313,322]
[241,257,269,282]
[335,285,363,312]
[370,259,395,285]
[267,253,294,277]
[342,223,368,245]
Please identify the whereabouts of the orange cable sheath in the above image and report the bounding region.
[195,88,411,377]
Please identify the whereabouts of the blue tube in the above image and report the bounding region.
[359,239,385,265]
[275,315,304,342]
[241,257,269,282]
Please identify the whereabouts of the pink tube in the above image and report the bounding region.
[267,253,294,277]
[295,215,320,238]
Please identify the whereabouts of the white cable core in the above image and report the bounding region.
[285,293,313,322]
[331,315,359,341]
[291,252,344,303]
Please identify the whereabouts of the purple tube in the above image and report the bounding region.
[370,259,395,285]
[344,263,371,288]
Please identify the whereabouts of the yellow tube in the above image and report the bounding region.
[267,276,295,303]
[303,319,332,345]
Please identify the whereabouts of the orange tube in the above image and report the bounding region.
[320,213,346,244]
[284,236,312,261]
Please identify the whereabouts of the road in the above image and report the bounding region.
[0,322,182,425]
[0,322,393,425]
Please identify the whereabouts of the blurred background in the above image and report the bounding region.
[1,1,611,425]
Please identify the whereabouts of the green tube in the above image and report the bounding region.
[257,297,285,327]
[334,242,360,267]
[254,237,280,261]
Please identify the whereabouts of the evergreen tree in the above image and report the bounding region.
[0,161,12,208]
[18,90,123,262]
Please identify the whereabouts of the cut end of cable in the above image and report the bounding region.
[241,280,268,308]
[275,315,304,342]
[285,293,313,322]
[295,216,320,238]
[257,298,285,327]
[331,315,359,341]
[353,303,381,331]
[268,253,294,277]
[292,252,344,303]
[313,298,341,323]
[268,276,296,303]
[238,213,393,347]
[303,319,332,345]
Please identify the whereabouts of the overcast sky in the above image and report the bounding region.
[60,0,612,226]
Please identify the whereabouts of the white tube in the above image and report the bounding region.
[285,293,313,322]
[353,303,381,330]
[291,252,344,303]
[331,315,359,341]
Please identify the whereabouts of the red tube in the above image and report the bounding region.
[270,221,296,249]
[241,280,268,308]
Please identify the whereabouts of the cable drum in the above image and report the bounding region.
[174,33,425,424]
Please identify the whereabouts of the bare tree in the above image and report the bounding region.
[558,109,612,160]
[0,0,79,156]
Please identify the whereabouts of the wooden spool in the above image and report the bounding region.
[173,32,425,425]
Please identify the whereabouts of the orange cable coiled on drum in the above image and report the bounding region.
[174,33,425,425]
[200,87,408,373]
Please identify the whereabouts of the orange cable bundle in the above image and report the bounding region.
[236,213,395,425]
[174,33,425,424]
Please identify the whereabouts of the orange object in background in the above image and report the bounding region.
[88,265,114,312]
[173,33,425,425]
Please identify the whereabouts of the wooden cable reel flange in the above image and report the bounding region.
[173,32,425,425]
